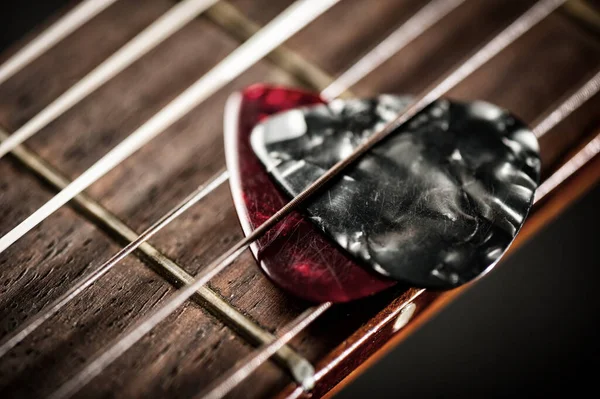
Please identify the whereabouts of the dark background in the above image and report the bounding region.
[1,1,599,398]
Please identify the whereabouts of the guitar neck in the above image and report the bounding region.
[0,1,599,398]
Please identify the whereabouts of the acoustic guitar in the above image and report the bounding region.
[0,0,598,398]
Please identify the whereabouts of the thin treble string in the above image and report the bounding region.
[202,289,423,399]
[0,0,119,85]
[201,68,600,399]
[0,0,341,255]
[533,69,600,202]
[532,69,600,139]
[50,1,564,398]
[320,0,465,100]
[0,0,460,361]
[0,0,220,160]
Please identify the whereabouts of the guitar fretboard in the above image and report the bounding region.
[0,1,599,398]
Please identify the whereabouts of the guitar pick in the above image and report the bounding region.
[249,92,541,290]
[225,85,396,303]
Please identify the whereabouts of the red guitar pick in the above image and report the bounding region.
[224,84,395,303]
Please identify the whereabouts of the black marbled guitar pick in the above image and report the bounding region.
[250,95,540,289]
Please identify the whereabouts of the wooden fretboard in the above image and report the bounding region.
[0,0,599,398]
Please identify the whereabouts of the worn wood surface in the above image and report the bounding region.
[0,0,599,398]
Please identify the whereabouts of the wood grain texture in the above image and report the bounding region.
[0,0,599,398]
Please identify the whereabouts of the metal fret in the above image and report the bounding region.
[0,168,227,355]
[0,0,219,160]
[564,0,600,33]
[0,128,313,384]
[0,0,340,255]
[51,1,567,398]
[0,0,118,85]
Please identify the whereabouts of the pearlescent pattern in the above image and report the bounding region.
[251,96,540,288]
[227,85,395,303]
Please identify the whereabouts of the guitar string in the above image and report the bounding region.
[0,0,220,160]
[319,0,465,100]
[49,1,566,398]
[0,0,119,85]
[0,0,340,255]
[535,133,600,202]
[201,68,600,399]
[532,69,600,202]
[532,69,600,139]
[0,0,464,385]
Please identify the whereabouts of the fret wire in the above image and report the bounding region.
[0,128,314,385]
[0,0,219,160]
[205,1,335,92]
[204,68,600,399]
[0,0,460,383]
[0,0,118,85]
[0,168,228,358]
[321,0,465,100]
[0,0,340,255]
[50,1,566,397]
